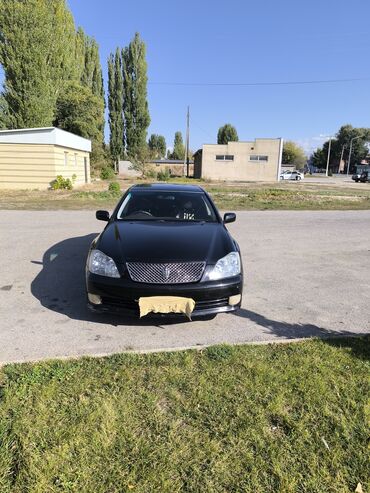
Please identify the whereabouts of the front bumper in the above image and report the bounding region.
[86,272,243,318]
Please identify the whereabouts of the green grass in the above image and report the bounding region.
[1,183,370,211]
[207,186,370,210]
[0,337,368,492]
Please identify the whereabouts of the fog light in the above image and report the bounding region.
[88,293,102,305]
[228,294,241,306]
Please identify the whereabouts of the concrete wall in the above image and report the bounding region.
[118,161,140,178]
[199,139,282,181]
[0,143,90,190]
[151,162,194,177]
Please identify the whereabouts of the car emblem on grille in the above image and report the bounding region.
[126,261,205,284]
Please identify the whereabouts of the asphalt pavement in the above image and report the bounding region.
[0,209,369,364]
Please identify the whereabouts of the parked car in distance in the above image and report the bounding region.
[280,170,304,181]
[352,172,362,182]
[86,183,243,319]
[359,171,370,183]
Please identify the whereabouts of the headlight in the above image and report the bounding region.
[88,249,120,278]
[209,252,241,280]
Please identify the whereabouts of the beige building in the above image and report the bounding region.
[0,127,91,190]
[193,138,283,181]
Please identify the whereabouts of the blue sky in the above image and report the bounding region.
[23,1,370,153]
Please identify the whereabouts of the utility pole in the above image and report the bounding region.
[347,139,353,176]
[184,106,190,177]
[347,135,362,175]
[339,145,345,173]
[325,137,332,177]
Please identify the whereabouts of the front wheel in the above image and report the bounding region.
[296,176,301,181]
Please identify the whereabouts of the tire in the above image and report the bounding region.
[296,176,301,181]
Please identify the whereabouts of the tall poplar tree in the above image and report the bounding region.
[0,0,78,128]
[78,28,105,165]
[79,29,104,101]
[108,48,124,164]
[170,132,185,160]
[122,33,150,158]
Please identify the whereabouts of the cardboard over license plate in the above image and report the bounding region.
[138,296,195,319]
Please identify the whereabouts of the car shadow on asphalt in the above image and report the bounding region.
[232,308,358,339]
[232,309,369,360]
[31,234,369,344]
[30,234,190,327]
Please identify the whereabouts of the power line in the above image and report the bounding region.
[149,77,370,87]
[191,118,214,141]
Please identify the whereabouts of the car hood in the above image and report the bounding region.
[96,221,235,264]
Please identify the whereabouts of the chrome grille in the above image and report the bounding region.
[126,261,205,284]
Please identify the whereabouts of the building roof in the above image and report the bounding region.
[130,183,203,192]
[201,138,282,147]
[149,159,194,164]
[0,127,91,152]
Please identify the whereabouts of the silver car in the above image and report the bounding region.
[280,170,304,181]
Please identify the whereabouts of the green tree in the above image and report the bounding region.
[108,49,124,164]
[122,33,150,157]
[54,82,106,171]
[311,147,327,170]
[217,124,239,144]
[169,131,185,160]
[312,125,370,171]
[148,134,166,158]
[0,0,79,128]
[0,94,9,129]
[282,141,307,169]
[75,27,87,79]
[80,32,104,100]
[335,125,370,170]
[74,28,105,167]
[312,139,342,171]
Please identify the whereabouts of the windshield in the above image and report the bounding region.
[116,191,218,222]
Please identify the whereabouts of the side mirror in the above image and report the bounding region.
[223,212,236,224]
[96,210,110,222]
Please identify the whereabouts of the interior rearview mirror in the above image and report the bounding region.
[96,210,110,222]
[223,212,236,224]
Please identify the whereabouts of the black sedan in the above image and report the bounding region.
[86,183,243,318]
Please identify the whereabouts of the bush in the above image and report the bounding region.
[51,175,73,190]
[100,166,115,180]
[108,182,121,193]
[157,168,171,181]
[145,166,157,179]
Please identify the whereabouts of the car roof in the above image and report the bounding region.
[129,183,204,193]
